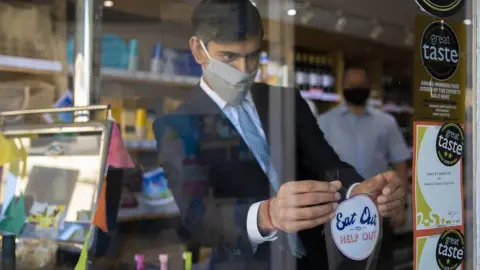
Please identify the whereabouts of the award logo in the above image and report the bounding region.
[416,0,464,18]
[420,21,459,81]
[330,194,380,260]
[436,230,465,270]
[436,122,464,166]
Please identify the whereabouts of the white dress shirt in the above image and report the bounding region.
[199,78,359,252]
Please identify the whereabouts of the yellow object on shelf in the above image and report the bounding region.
[135,108,147,127]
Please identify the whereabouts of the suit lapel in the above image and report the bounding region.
[250,83,270,144]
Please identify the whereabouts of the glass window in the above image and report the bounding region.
[0,0,476,269]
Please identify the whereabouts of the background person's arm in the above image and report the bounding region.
[386,116,411,189]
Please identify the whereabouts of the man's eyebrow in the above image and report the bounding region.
[217,49,261,57]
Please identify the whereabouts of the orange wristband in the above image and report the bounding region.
[266,198,277,230]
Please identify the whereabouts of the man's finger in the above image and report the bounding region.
[283,180,341,194]
[283,203,338,221]
[279,192,341,207]
[378,199,403,216]
[377,186,405,204]
[283,215,333,233]
[363,174,387,195]
[381,172,401,196]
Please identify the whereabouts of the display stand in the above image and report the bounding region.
[0,106,112,269]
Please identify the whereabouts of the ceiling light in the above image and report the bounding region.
[370,25,383,40]
[300,11,313,25]
[404,31,414,46]
[464,19,472,25]
[287,9,297,16]
[103,0,114,7]
[335,16,347,32]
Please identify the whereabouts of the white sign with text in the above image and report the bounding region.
[330,194,380,261]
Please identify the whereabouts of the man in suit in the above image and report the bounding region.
[154,1,406,269]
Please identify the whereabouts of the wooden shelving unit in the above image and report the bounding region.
[0,55,63,75]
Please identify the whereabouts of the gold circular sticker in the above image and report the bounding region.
[416,0,464,17]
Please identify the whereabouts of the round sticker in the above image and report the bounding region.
[420,21,460,81]
[436,229,464,270]
[436,122,464,166]
[416,0,464,18]
[330,194,380,261]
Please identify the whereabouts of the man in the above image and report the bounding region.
[154,1,406,269]
[318,67,411,269]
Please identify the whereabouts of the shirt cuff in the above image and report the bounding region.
[247,201,278,252]
[346,183,361,199]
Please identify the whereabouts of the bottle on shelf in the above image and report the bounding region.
[308,54,319,91]
[323,57,335,93]
[301,54,310,90]
[295,52,307,90]
[314,55,324,90]
[256,51,269,83]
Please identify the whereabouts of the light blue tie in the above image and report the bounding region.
[235,101,306,258]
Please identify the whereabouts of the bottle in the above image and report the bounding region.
[183,252,192,270]
[308,54,318,91]
[128,39,139,71]
[151,42,164,74]
[135,254,145,270]
[295,52,306,90]
[256,51,269,83]
[302,54,310,90]
[324,57,336,93]
[159,254,168,270]
[314,55,323,90]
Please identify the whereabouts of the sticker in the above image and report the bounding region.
[27,202,66,228]
[436,122,464,166]
[420,21,459,81]
[415,0,464,17]
[330,194,380,261]
[436,230,464,270]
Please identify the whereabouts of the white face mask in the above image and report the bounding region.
[200,40,258,105]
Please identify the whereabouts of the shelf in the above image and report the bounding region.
[68,64,199,87]
[0,55,63,74]
[118,193,180,222]
[124,139,157,151]
[300,90,340,102]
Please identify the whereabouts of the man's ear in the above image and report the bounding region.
[189,36,207,66]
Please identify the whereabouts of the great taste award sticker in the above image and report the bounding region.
[436,230,465,270]
[436,122,464,166]
[330,194,380,260]
[420,21,460,81]
[415,0,464,17]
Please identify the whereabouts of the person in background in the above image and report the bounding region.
[318,66,411,269]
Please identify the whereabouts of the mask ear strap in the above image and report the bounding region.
[199,40,212,59]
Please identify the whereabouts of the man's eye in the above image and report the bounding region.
[221,54,236,62]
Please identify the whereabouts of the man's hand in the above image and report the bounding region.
[259,180,341,234]
[352,171,405,218]
[390,209,406,228]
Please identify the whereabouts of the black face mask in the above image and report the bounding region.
[343,88,371,106]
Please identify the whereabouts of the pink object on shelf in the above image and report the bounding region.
[135,254,145,270]
[159,254,168,270]
[107,123,135,168]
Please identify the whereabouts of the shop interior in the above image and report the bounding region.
[0,0,472,269]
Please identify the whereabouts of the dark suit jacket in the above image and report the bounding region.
[153,83,365,270]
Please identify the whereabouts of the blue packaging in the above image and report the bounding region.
[142,168,169,199]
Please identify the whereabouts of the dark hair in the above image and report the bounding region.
[344,65,369,80]
[191,0,264,44]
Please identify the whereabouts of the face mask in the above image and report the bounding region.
[343,87,371,106]
[200,41,258,105]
